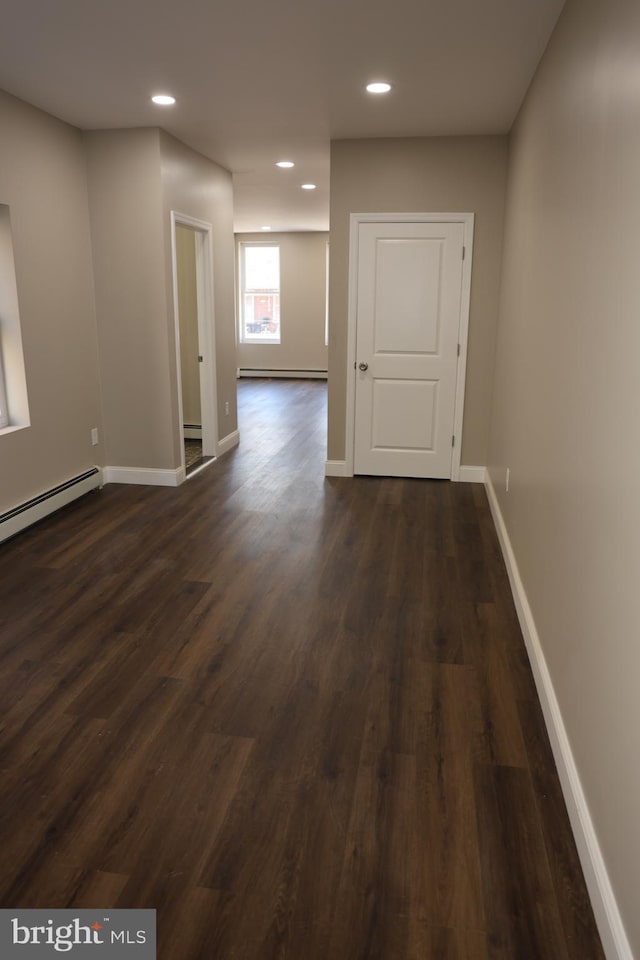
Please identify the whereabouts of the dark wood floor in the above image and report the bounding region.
[0,379,604,960]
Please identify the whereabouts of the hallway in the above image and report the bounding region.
[0,379,603,959]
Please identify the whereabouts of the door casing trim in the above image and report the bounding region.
[345,212,475,480]
[170,211,219,479]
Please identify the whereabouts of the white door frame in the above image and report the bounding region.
[170,211,219,476]
[345,212,474,481]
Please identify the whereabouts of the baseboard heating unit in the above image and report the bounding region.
[183,423,202,440]
[0,467,102,544]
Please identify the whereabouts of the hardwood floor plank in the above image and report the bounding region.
[383,920,490,960]
[107,732,254,892]
[70,870,130,909]
[463,602,529,767]
[517,697,606,960]
[154,886,232,960]
[0,715,109,904]
[473,762,570,960]
[417,663,486,932]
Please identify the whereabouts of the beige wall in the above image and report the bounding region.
[236,232,329,373]
[488,0,640,952]
[159,131,237,455]
[328,136,508,464]
[0,91,102,513]
[85,128,237,470]
[85,129,171,469]
[175,225,201,427]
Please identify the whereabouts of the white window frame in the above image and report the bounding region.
[238,241,281,344]
[324,241,330,347]
[0,348,8,428]
[0,203,30,433]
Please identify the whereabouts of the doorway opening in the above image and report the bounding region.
[171,213,218,479]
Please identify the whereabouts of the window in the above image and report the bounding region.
[0,351,7,428]
[0,204,30,432]
[325,241,330,347]
[239,243,281,343]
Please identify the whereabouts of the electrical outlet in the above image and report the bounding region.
[505,467,510,492]
[91,427,99,446]
[224,401,230,415]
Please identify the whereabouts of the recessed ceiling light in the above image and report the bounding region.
[151,94,176,105]
[276,160,295,168]
[366,82,392,94]
[261,226,272,231]
[301,183,316,190]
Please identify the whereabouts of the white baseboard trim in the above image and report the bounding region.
[484,475,632,960]
[0,467,102,543]
[217,429,240,457]
[458,465,487,483]
[323,462,486,481]
[239,369,328,380]
[103,465,185,487]
[183,426,202,440]
[325,460,351,477]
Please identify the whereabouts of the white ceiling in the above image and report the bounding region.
[0,0,565,232]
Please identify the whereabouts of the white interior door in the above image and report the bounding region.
[354,220,465,478]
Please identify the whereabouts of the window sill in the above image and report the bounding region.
[0,424,29,437]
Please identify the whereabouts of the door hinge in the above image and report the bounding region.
[452,435,455,448]
[457,343,461,357]
[198,355,204,363]
[462,246,466,260]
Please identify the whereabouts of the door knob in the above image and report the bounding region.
[359,361,368,371]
